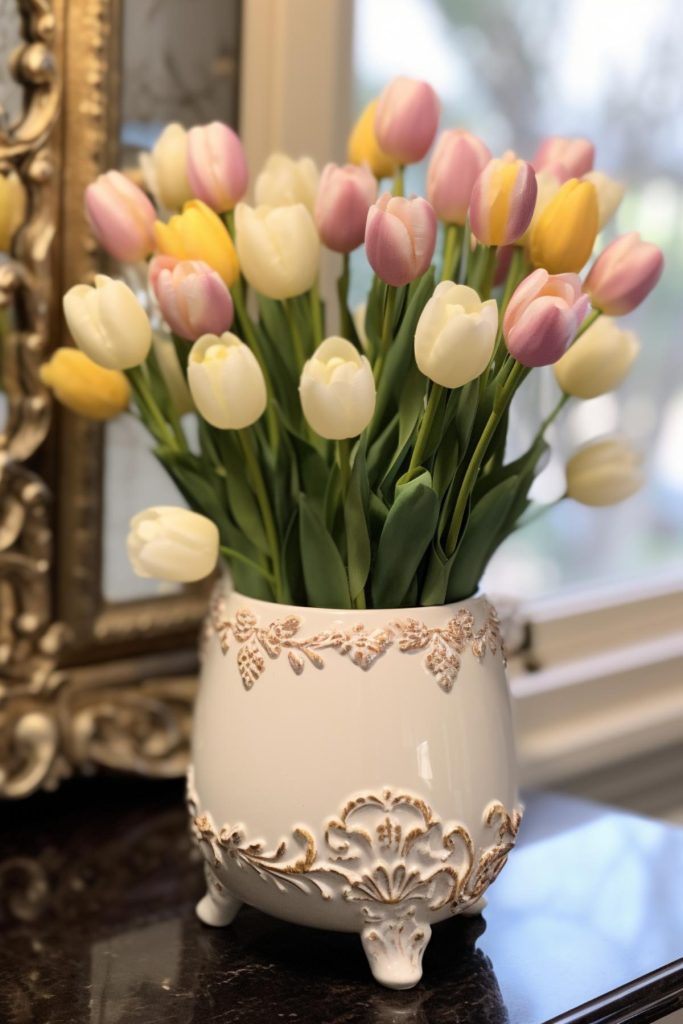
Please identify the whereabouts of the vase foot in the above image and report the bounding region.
[360,907,431,990]
[460,895,488,916]
[196,866,241,928]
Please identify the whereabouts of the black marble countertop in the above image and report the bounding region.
[1,777,682,1024]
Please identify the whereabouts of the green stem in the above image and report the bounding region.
[489,246,527,373]
[127,366,177,449]
[392,166,405,196]
[337,437,351,493]
[239,428,283,602]
[537,392,570,439]
[440,224,462,282]
[373,286,397,383]
[310,281,323,346]
[478,245,498,300]
[409,382,443,471]
[231,276,279,450]
[576,307,601,338]
[220,544,275,584]
[445,360,525,555]
[284,298,306,370]
[338,253,355,342]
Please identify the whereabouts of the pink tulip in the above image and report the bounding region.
[503,268,590,367]
[374,77,440,165]
[85,170,156,262]
[469,154,537,246]
[186,122,248,212]
[314,162,377,253]
[584,232,664,315]
[365,193,437,287]
[149,256,234,341]
[427,130,491,225]
[533,136,595,179]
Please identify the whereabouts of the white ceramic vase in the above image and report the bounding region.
[188,580,521,990]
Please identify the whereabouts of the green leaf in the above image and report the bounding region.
[367,413,398,487]
[344,439,371,602]
[371,470,439,608]
[370,269,435,438]
[364,276,386,356]
[216,433,270,555]
[299,495,351,608]
[419,543,455,606]
[446,476,518,601]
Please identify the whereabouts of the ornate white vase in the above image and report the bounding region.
[188,580,521,990]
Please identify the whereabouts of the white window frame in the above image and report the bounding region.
[239,0,683,800]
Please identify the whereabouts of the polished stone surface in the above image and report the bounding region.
[1,779,682,1023]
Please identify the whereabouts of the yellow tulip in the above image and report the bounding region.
[40,348,130,420]
[0,170,27,252]
[347,99,398,180]
[529,178,599,274]
[154,199,239,286]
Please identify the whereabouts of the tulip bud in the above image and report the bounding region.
[414,282,498,388]
[85,170,156,262]
[152,334,194,415]
[188,332,267,429]
[519,169,562,248]
[533,136,595,179]
[40,348,131,420]
[234,202,320,300]
[427,130,491,225]
[529,178,599,274]
[365,193,437,287]
[0,170,27,252]
[554,316,639,399]
[154,199,239,287]
[469,155,537,246]
[566,439,643,506]
[299,336,376,440]
[503,268,589,367]
[140,123,193,211]
[254,153,319,213]
[314,162,377,253]
[127,506,220,582]
[63,274,152,370]
[347,99,397,180]
[149,256,234,341]
[584,232,664,315]
[582,171,625,229]
[186,121,248,213]
[374,77,440,165]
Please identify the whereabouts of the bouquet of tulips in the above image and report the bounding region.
[42,76,663,609]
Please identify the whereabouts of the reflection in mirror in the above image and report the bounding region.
[0,0,24,135]
[102,0,241,603]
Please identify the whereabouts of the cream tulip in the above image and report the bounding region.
[566,439,643,506]
[127,506,219,582]
[187,332,267,429]
[582,171,625,229]
[299,336,376,440]
[414,282,498,389]
[62,274,152,370]
[554,317,639,399]
[254,153,319,212]
[234,202,320,300]
[140,123,193,211]
[152,334,194,415]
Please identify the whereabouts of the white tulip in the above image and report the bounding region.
[152,334,194,415]
[128,506,219,582]
[140,123,193,212]
[566,438,643,506]
[414,282,498,389]
[583,171,625,229]
[63,274,152,370]
[235,202,320,300]
[254,153,319,212]
[299,336,376,440]
[554,316,639,399]
[188,332,267,429]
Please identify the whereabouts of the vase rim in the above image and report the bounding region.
[217,578,488,617]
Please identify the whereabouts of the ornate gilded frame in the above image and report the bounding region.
[0,0,207,798]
